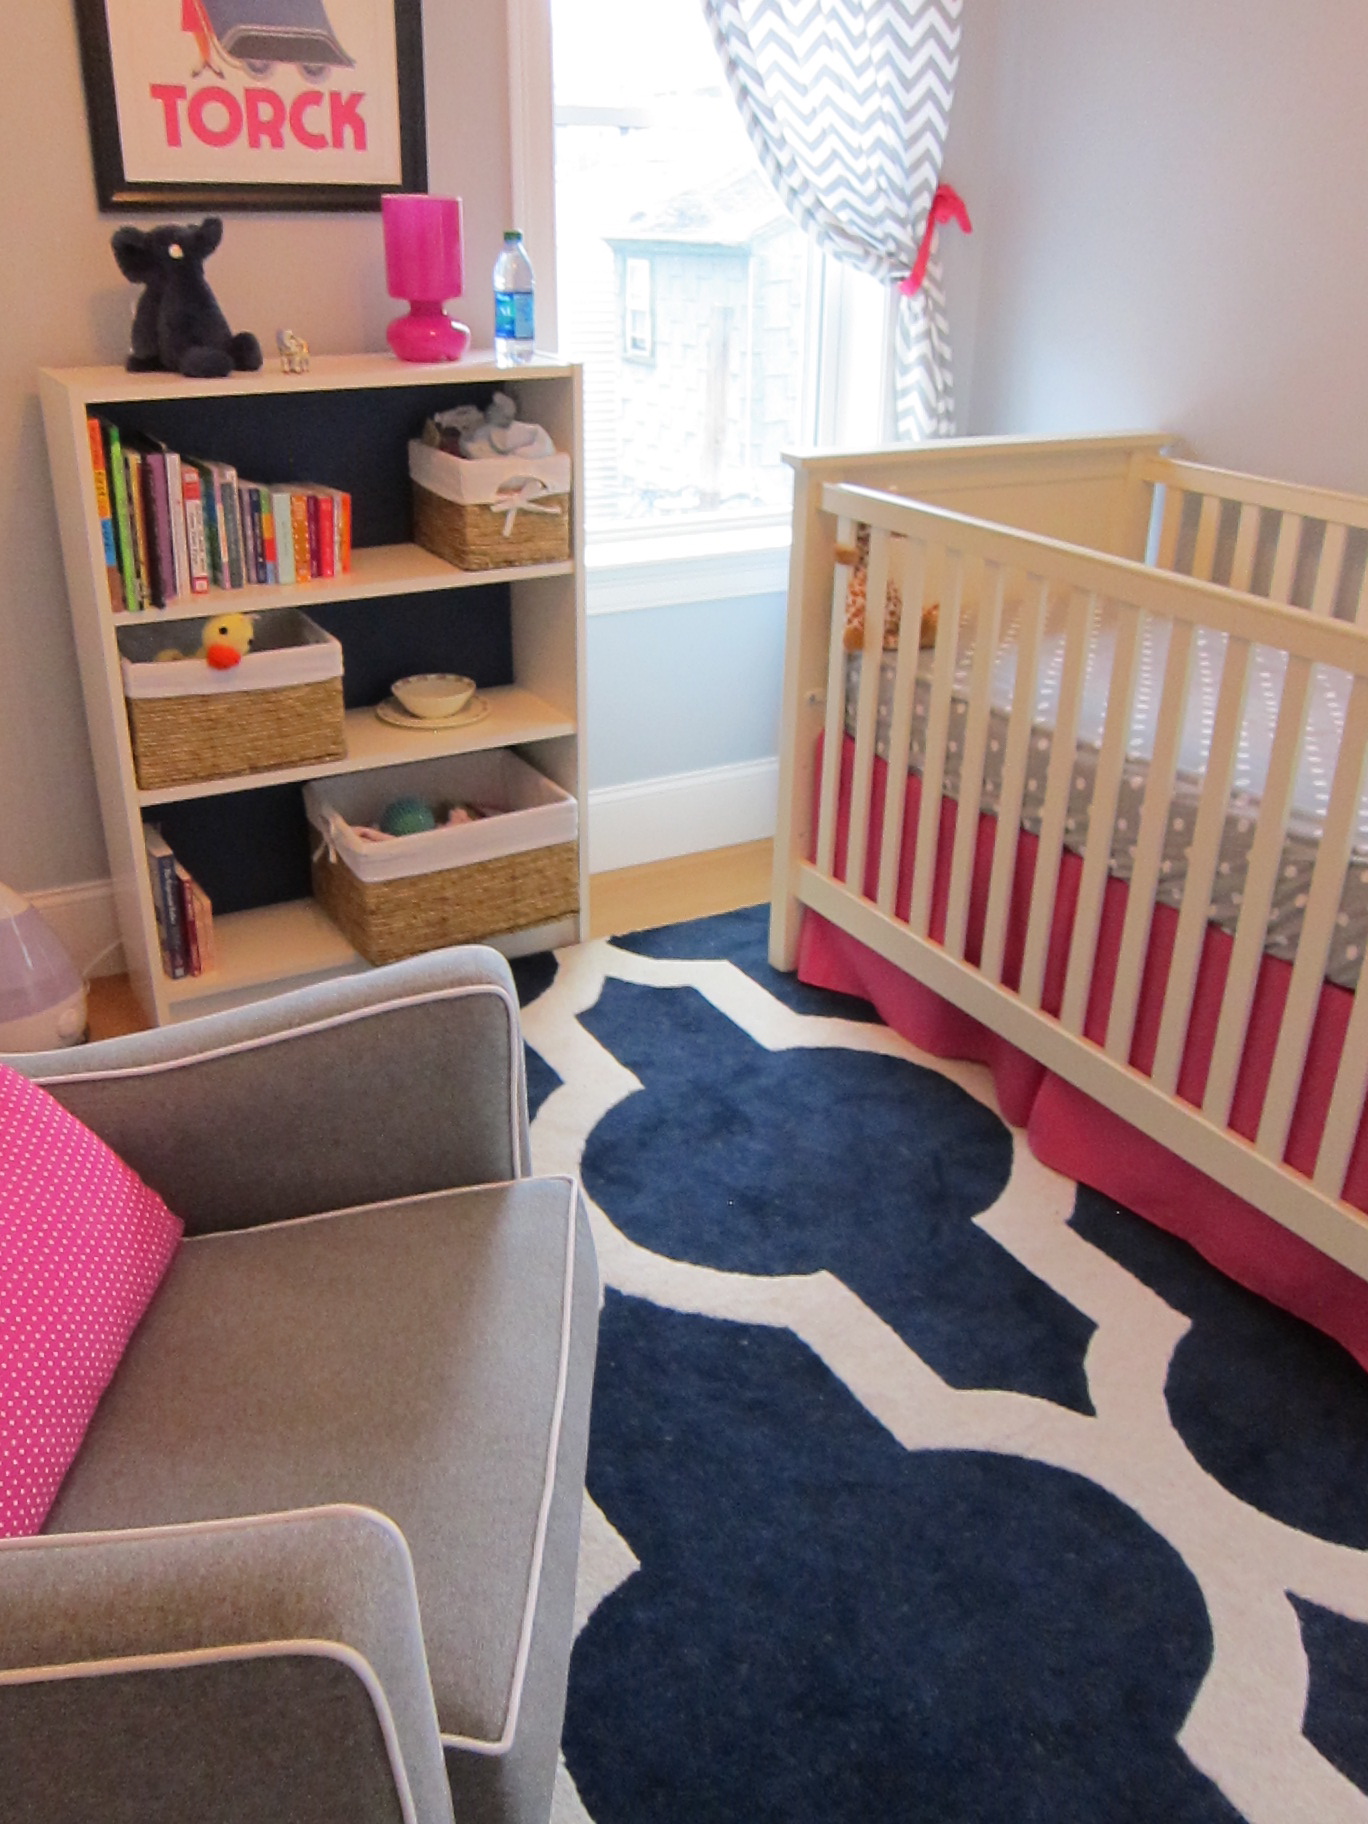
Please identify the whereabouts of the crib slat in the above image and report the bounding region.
[981,576,1049,985]
[1203,656,1314,1126]
[1228,503,1261,594]
[875,537,927,914]
[1156,485,1186,573]
[1310,521,1349,619]
[1105,619,1197,1061]
[1191,494,1221,583]
[1257,677,1368,1162]
[1061,602,1143,1034]
[1019,589,1096,1010]
[1268,514,1304,604]
[1315,967,1368,1197]
[1152,635,1255,1094]
[844,527,892,896]
[945,560,1007,959]
[908,548,965,937]
[815,517,857,878]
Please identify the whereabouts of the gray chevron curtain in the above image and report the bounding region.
[701,0,963,440]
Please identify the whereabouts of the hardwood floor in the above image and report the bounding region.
[588,839,772,938]
[85,840,776,1040]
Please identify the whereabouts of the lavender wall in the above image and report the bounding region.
[961,0,1368,494]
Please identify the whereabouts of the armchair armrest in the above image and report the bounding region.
[13,945,531,1234]
[0,1506,454,1824]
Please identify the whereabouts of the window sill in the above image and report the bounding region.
[585,522,791,616]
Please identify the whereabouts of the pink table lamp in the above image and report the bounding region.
[383,194,470,363]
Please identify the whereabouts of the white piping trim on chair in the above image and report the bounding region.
[0,1639,423,1824]
[43,981,528,1182]
[441,1173,582,1759]
[180,1177,528,1242]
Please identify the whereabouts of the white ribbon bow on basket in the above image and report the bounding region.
[491,476,564,536]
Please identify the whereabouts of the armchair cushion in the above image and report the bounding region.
[44,1174,597,1760]
[0,1065,182,1537]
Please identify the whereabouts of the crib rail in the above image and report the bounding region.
[800,482,1368,1279]
[1139,456,1368,624]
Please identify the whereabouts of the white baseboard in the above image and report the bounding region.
[589,757,779,874]
[26,879,123,978]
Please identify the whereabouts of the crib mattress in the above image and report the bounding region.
[845,609,1368,988]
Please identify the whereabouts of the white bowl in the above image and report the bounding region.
[391,673,477,720]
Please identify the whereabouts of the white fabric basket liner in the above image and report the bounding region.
[305,749,578,884]
[409,439,571,509]
[120,609,342,701]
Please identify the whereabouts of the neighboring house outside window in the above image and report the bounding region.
[622,256,653,362]
[551,0,887,550]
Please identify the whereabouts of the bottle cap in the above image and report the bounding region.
[503,230,522,241]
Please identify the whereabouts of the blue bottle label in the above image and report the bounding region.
[495,290,534,341]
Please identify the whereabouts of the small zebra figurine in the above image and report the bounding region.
[276,328,310,375]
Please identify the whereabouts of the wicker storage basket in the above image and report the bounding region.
[409,439,571,569]
[305,750,579,964]
[121,609,345,791]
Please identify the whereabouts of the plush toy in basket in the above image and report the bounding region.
[305,752,579,964]
[409,391,571,571]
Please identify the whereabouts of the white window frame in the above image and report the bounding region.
[507,0,894,613]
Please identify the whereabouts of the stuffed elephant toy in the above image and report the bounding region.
[111,216,262,379]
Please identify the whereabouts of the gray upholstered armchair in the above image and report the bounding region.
[0,946,599,1824]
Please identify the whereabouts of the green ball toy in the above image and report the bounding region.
[380,794,438,837]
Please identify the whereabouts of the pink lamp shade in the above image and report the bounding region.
[382,194,470,364]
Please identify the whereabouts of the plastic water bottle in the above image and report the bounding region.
[494,231,536,366]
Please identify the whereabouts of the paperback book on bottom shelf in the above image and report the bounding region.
[143,824,215,979]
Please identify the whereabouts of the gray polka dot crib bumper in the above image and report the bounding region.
[845,607,1368,989]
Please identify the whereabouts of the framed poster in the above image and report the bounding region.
[75,0,427,211]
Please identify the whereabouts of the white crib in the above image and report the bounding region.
[769,434,1368,1288]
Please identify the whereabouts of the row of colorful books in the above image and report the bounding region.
[88,416,353,614]
[143,825,216,980]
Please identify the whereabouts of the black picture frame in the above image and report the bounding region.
[74,0,427,213]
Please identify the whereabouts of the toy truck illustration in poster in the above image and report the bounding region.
[184,0,355,83]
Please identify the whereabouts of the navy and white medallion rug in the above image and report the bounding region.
[516,909,1368,1824]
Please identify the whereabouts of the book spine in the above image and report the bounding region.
[305,493,320,578]
[143,451,175,608]
[219,469,245,588]
[291,493,311,582]
[86,417,124,612]
[259,489,278,585]
[197,463,225,583]
[125,449,151,611]
[270,488,294,586]
[248,487,267,584]
[236,482,255,584]
[175,862,201,976]
[165,451,190,599]
[190,879,216,975]
[340,491,352,572]
[144,832,186,979]
[106,425,139,612]
[182,467,210,593]
[329,490,342,577]
[316,492,335,579]
[161,848,187,978]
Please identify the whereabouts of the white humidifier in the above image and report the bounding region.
[0,881,87,1051]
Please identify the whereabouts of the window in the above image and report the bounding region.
[623,257,653,361]
[549,0,889,549]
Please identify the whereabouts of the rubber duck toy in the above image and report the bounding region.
[199,611,255,670]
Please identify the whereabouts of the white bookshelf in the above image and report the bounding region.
[40,353,588,1026]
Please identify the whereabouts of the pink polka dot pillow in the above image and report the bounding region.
[0,1063,182,1536]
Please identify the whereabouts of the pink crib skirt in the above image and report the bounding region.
[797,737,1368,1369]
